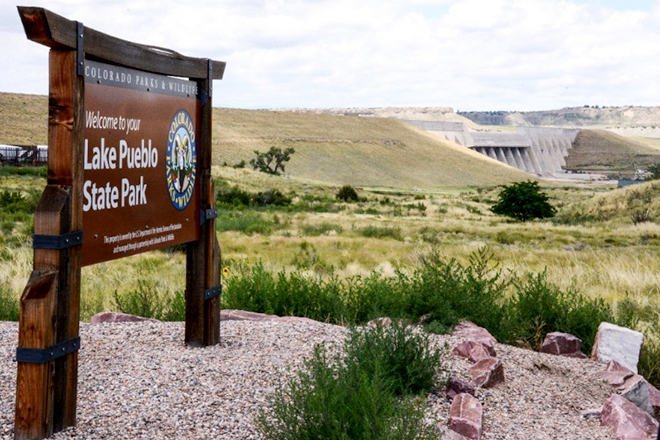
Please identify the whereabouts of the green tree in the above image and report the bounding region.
[491,180,556,221]
[250,146,295,175]
[646,163,660,180]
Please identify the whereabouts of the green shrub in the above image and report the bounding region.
[344,322,444,396]
[505,272,614,352]
[301,222,343,236]
[253,189,291,207]
[0,284,19,321]
[112,280,185,321]
[336,185,359,202]
[491,180,556,221]
[216,211,274,235]
[359,225,403,241]
[257,324,440,439]
[217,185,251,207]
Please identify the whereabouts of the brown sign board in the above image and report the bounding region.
[82,60,201,266]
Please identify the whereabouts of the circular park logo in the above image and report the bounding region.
[165,109,197,211]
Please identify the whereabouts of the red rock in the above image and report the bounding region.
[447,393,483,439]
[452,321,497,348]
[446,375,476,401]
[597,370,634,387]
[540,332,587,358]
[452,341,496,363]
[90,312,160,324]
[470,357,505,388]
[601,394,658,440]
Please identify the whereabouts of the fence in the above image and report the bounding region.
[0,145,48,166]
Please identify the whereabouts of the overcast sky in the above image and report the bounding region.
[1,0,659,111]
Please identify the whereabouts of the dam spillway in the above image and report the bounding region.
[403,120,579,176]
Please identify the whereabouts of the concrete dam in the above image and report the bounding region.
[404,120,580,176]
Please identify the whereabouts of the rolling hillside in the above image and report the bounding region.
[564,129,660,172]
[0,92,529,188]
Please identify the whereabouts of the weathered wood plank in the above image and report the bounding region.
[15,49,83,439]
[186,71,220,346]
[15,271,57,439]
[17,6,225,80]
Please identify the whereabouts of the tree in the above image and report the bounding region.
[646,163,660,180]
[491,180,556,221]
[250,146,295,175]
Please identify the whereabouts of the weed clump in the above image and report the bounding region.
[257,322,442,439]
[112,280,185,321]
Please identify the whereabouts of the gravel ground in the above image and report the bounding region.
[1,319,615,439]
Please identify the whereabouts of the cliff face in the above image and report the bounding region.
[458,106,660,128]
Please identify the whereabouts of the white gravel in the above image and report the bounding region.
[1,320,615,439]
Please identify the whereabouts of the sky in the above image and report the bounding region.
[1,0,659,111]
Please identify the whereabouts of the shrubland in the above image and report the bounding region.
[1,166,660,386]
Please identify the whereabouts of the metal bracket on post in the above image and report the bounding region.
[16,336,81,364]
[204,285,222,301]
[76,21,84,76]
[207,58,212,99]
[33,231,83,250]
[199,208,218,226]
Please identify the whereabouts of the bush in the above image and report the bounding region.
[344,322,444,396]
[0,284,19,321]
[336,185,359,202]
[257,324,441,439]
[253,189,291,207]
[491,180,556,221]
[112,280,185,321]
[359,226,403,241]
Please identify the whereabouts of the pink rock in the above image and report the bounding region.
[601,394,659,440]
[597,370,634,387]
[581,407,602,419]
[540,332,586,358]
[470,357,505,388]
[446,375,476,401]
[90,312,160,324]
[220,309,318,324]
[452,341,496,363]
[452,321,497,348]
[367,317,393,327]
[606,359,634,373]
[648,383,660,411]
[447,393,483,439]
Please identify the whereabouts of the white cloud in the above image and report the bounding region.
[1,0,659,110]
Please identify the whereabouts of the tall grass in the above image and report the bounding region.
[224,248,660,386]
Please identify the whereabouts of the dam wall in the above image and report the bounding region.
[404,120,579,176]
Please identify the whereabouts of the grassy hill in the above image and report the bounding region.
[0,92,529,188]
[564,129,660,173]
[212,108,530,187]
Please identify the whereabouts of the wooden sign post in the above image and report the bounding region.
[15,7,225,439]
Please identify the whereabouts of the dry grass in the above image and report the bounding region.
[565,129,660,173]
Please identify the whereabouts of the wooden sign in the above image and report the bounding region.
[15,6,225,439]
[82,60,201,265]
